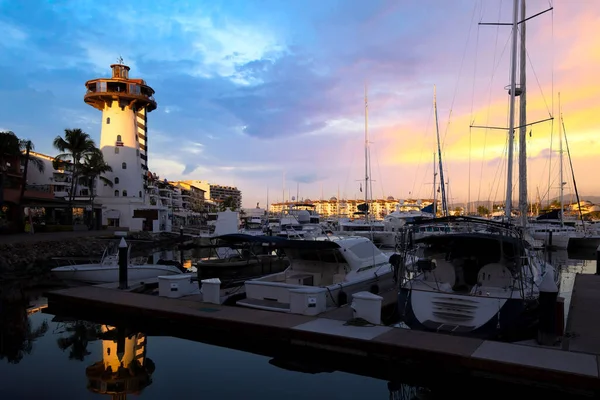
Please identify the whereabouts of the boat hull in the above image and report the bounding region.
[398,287,539,341]
[51,264,182,284]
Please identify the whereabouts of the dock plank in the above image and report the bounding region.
[372,328,484,357]
[472,341,598,377]
[565,274,600,355]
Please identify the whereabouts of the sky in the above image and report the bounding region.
[0,0,598,209]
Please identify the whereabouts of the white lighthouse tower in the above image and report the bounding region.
[84,60,158,230]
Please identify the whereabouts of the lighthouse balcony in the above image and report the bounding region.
[84,82,156,111]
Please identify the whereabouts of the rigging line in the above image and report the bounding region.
[551,2,555,123]
[477,0,504,206]
[372,144,386,200]
[442,0,479,147]
[410,102,434,198]
[547,117,554,208]
[524,46,552,117]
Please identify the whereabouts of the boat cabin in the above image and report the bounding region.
[414,233,526,294]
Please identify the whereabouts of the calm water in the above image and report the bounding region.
[0,247,596,399]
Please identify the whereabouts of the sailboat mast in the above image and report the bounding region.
[433,85,448,217]
[505,0,520,220]
[432,152,437,217]
[559,93,564,228]
[518,0,528,226]
[364,83,370,223]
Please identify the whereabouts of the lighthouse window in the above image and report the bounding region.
[114,147,119,154]
[106,117,110,124]
[114,177,119,184]
[123,190,128,197]
[139,191,142,198]
[122,162,127,169]
[116,135,122,142]
[114,190,119,197]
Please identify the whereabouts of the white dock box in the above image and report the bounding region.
[289,287,327,316]
[351,291,383,325]
[158,274,197,298]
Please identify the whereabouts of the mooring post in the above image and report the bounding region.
[548,231,553,247]
[118,237,129,290]
[596,245,600,275]
[537,269,559,346]
[180,226,184,242]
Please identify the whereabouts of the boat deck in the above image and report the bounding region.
[45,275,600,396]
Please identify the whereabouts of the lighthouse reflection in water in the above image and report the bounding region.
[86,326,155,398]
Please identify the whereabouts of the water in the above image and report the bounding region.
[0,248,597,399]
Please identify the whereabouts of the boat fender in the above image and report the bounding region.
[369,284,379,294]
[338,291,348,306]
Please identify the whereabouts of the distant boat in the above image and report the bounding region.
[51,240,183,284]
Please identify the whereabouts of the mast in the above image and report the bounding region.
[505,0,520,220]
[433,85,448,217]
[364,83,370,223]
[559,93,564,228]
[432,152,437,217]
[518,0,528,226]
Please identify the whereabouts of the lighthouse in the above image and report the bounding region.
[84,60,157,230]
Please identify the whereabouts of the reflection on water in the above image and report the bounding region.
[86,326,154,397]
[0,250,597,399]
[0,285,48,364]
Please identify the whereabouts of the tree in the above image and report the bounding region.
[220,196,238,211]
[0,131,22,208]
[78,150,112,229]
[56,321,102,361]
[477,205,490,216]
[52,129,98,206]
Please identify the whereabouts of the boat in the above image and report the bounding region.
[51,240,183,284]
[395,216,553,340]
[236,234,407,313]
[196,233,290,286]
[394,0,557,341]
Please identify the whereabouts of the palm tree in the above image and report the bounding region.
[52,129,98,219]
[78,150,112,229]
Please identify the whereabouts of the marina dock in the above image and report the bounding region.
[45,274,600,397]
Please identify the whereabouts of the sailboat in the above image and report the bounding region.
[335,85,395,248]
[393,0,556,340]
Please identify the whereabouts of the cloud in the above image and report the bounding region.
[0,0,598,208]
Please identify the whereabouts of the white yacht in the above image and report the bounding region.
[237,235,406,313]
[51,240,183,284]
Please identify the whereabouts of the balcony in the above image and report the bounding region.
[84,83,156,112]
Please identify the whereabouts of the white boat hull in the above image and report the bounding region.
[52,264,182,284]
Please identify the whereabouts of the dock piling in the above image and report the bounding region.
[537,269,559,345]
[596,245,600,275]
[118,238,129,290]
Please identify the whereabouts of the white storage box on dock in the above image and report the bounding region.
[289,287,327,316]
[201,278,222,305]
[158,274,196,298]
[351,291,383,325]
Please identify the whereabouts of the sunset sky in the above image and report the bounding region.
[0,0,598,208]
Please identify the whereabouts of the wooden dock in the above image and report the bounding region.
[564,274,600,355]
[45,276,600,397]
